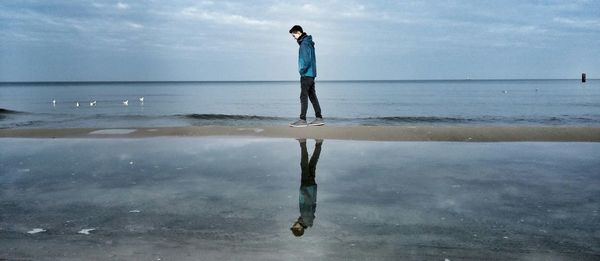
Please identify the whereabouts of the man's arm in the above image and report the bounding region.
[299,43,312,75]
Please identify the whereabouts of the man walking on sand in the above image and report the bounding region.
[289,25,324,127]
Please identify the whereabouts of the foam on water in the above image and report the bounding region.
[89,129,136,135]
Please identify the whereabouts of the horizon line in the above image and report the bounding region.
[0,78,595,84]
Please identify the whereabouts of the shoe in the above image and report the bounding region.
[289,119,308,128]
[309,117,324,126]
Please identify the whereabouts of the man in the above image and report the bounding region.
[289,25,324,127]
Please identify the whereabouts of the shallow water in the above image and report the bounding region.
[1,138,599,260]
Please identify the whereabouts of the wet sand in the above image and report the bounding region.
[1,126,599,141]
[1,138,599,260]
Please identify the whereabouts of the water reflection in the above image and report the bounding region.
[291,139,323,237]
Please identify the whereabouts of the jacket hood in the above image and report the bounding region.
[297,33,314,46]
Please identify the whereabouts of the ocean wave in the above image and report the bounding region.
[2,111,599,129]
[178,114,600,125]
[360,115,600,125]
[0,108,23,114]
[365,116,472,123]
[0,108,24,120]
[180,114,282,120]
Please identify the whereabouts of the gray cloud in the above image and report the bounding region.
[1,0,599,81]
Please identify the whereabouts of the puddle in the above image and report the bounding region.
[1,138,599,260]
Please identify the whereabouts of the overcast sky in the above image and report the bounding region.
[1,0,599,81]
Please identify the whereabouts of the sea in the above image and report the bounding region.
[0,79,598,129]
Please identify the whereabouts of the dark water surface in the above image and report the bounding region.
[1,138,599,260]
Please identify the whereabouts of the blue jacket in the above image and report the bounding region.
[297,34,317,77]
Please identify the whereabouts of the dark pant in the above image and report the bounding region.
[300,76,322,120]
[300,141,322,186]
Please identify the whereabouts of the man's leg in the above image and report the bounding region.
[306,77,322,118]
[308,140,322,180]
[299,77,310,120]
[299,139,313,185]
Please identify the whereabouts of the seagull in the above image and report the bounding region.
[27,228,47,234]
[139,97,144,102]
[123,100,129,106]
[78,228,95,235]
[76,102,80,107]
[90,100,96,106]
[52,99,56,106]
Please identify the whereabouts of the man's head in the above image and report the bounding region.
[289,25,304,40]
[290,221,305,237]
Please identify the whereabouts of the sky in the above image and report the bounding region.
[1,0,599,81]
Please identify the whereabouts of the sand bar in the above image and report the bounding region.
[1,126,599,141]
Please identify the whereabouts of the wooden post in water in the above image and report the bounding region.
[582,73,586,83]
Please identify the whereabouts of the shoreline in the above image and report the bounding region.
[1,126,599,141]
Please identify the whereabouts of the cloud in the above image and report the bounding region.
[126,22,143,29]
[553,17,600,30]
[116,2,129,10]
[300,4,319,14]
[487,24,548,35]
[92,2,105,8]
[1,0,599,80]
[267,1,374,21]
[340,4,367,18]
[180,7,276,27]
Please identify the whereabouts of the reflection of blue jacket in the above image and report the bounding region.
[297,34,317,77]
[299,184,317,227]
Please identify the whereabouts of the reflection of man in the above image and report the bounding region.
[291,139,323,237]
